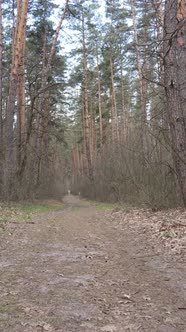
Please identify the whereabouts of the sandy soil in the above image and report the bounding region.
[0,195,185,332]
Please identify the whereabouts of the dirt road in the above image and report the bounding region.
[0,196,186,332]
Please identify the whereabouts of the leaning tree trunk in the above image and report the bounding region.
[16,0,69,190]
[163,0,186,205]
[34,0,69,186]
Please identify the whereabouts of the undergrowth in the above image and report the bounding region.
[0,200,64,230]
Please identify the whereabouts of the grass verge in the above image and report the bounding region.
[94,202,120,210]
[0,200,64,229]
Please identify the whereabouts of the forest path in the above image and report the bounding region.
[0,195,185,332]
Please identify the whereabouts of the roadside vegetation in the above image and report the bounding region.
[0,200,64,230]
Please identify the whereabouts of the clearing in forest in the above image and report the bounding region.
[0,195,186,332]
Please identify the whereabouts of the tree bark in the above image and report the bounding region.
[110,48,119,143]
[0,0,3,152]
[0,0,3,193]
[5,0,29,197]
[154,0,164,82]
[17,24,26,168]
[82,13,93,180]
[130,0,148,152]
[95,43,103,148]
[163,0,186,205]
[120,64,127,142]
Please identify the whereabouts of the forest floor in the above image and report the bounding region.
[0,195,186,332]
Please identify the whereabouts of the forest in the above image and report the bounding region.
[0,2,186,329]
[0,0,186,208]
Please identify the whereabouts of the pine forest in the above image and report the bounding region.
[0,0,186,208]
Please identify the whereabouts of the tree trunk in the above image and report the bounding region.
[34,0,69,185]
[96,43,103,148]
[90,91,96,162]
[17,25,26,168]
[5,0,29,197]
[0,0,3,192]
[154,0,164,82]
[130,0,147,153]
[82,14,93,180]
[120,64,127,142]
[35,26,47,185]
[163,0,186,205]
[110,49,119,143]
[0,0,2,153]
